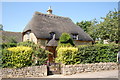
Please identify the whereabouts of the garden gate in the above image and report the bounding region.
[48,63,61,75]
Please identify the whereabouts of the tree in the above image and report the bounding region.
[0,24,3,31]
[96,10,118,42]
[76,19,98,40]
[76,21,92,32]
[77,9,118,42]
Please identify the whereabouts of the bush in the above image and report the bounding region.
[0,48,2,68]
[32,48,51,66]
[17,41,51,66]
[58,33,74,47]
[1,41,51,68]
[55,47,78,65]
[77,43,118,63]
[55,43,118,65]
[2,46,33,68]
[17,41,36,49]
[0,43,17,49]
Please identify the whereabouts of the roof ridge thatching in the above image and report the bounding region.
[35,11,70,20]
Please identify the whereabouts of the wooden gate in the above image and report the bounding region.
[48,63,61,75]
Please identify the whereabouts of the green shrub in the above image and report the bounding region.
[2,46,33,68]
[17,41,51,66]
[17,41,36,49]
[59,33,71,42]
[0,43,17,49]
[1,41,51,67]
[77,43,118,63]
[55,43,118,65]
[32,48,51,66]
[0,48,2,68]
[55,47,78,65]
[58,33,74,47]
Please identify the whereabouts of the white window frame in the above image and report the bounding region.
[26,32,30,40]
[72,34,78,40]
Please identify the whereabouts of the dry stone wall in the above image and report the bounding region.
[1,65,47,78]
[61,62,118,75]
[1,63,118,78]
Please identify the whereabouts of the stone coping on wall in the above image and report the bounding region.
[61,62,118,75]
[1,65,47,78]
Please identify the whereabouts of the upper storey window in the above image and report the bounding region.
[72,34,78,40]
[50,32,55,39]
[26,31,30,40]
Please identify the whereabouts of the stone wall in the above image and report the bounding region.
[61,62,118,75]
[1,65,47,78]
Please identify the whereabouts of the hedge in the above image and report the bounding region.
[17,41,51,66]
[55,47,78,65]
[2,46,33,68]
[0,43,17,49]
[77,43,118,63]
[56,43,118,65]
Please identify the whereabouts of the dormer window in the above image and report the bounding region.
[50,32,55,39]
[26,31,30,40]
[72,34,78,40]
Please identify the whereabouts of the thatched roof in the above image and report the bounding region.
[23,11,93,41]
[0,31,22,43]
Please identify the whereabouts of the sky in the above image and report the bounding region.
[1,2,118,32]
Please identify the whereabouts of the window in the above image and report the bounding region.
[72,34,78,40]
[26,31,30,40]
[50,32,55,39]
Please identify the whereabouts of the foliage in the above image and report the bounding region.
[0,24,3,31]
[78,43,118,63]
[0,42,17,68]
[59,33,71,42]
[55,47,78,65]
[76,10,118,42]
[96,10,118,42]
[2,46,33,68]
[17,41,51,66]
[17,41,36,50]
[55,44,118,65]
[76,19,98,40]
[76,21,93,32]
[1,41,51,68]
[32,48,51,66]
[58,33,74,47]
[0,48,2,68]
[0,43,17,49]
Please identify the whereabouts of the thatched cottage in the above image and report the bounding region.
[23,7,93,63]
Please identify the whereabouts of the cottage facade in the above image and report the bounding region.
[23,7,93,63]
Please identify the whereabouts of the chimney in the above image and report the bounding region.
[47,6,52,14]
